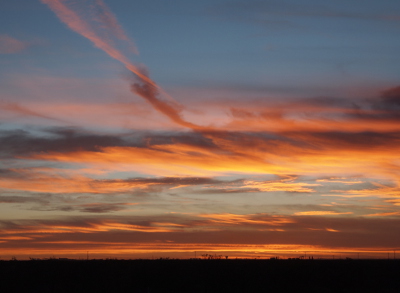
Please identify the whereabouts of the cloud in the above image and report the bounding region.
[92,0,136,46]
[0,162,223,194]
[198,176,321,194]
[0,194,50,204]
[377,86,400,110]
[316,177,364,185]
[294,211,353,216]
[330,182,400,204]
[197,213,295,227]
[242,178,321,193]
[221,84,400,133]
[1,214,400,258]
[0,128,125,158]
[40,0,211,131]
[364,211,400,217]
[130,72,201,130]
[40,0,179,114]
[53,203,138,213]
[6,125,395,180]
[0,102,64,122]
[0,35,28,54]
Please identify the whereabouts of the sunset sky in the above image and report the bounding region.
[1,0,399,259]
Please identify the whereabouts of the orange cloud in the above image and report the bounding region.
[0,236,33,240]
[0,169,209,194]
[316,178,364,185]
[198,213,295,226]
[26,144,279,176]
[2,221,179,236]
[325,228,340,232]
[294,211,353,216]
[364,211,400,217]
[242,179,320,193]
[23,132,399,181]
[330,182,400,203]
[0,170,146,194]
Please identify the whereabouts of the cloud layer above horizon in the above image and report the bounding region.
[0,0,399,259]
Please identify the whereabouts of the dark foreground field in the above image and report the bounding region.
[1,259,399,292]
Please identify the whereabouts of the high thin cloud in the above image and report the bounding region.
[0,35,28,54]
[0,102,64,122]
[40,0,140,68]
[92,0,136,45]
[40,0,194,130]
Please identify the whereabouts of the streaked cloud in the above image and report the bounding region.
[294,211,353,216]
[242,178,321,193]
[197,213,295,227]
[364,211,400,217]
[0,35,28,54]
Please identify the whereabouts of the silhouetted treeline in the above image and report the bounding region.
[0,259,399,292]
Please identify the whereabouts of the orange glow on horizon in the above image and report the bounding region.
[0,243,397,260]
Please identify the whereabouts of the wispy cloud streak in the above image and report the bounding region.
[41,0,155,88]
[40,0,200,130]
[0,35,28,54]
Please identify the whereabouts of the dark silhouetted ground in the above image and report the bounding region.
[0,259,399,292]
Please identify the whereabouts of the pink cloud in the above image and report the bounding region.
[0,35,28,54]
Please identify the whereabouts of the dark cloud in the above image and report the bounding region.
[375,86,400,111]
[0,127,219,158]
[197,188,258,194]
[141,132,217,150]
[36,203,134,213]
[0,195,50,204]
[0,169,25,178]
[0,127,125,157]
[78,203,131,213]
[130,72,200,130]
[341,85,400,122]
[112,177,221,186]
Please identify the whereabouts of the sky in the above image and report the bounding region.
[0,0,399,260]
